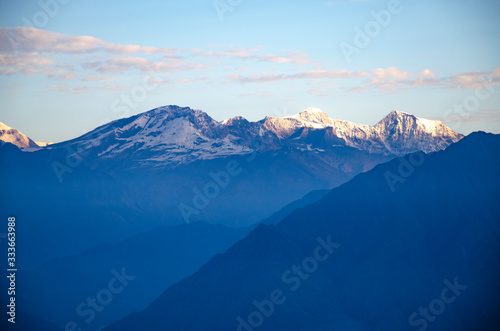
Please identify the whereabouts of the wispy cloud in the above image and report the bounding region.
[0,27,212,83]
[448,70,500,90]
[227,64,500,94]
[0,26,320,92]
[2,27,499,98]
[0,27,177,55]
[47,83,130,95]
[193,47,314,64]
[227,69,368,83]
[436,109,500,123]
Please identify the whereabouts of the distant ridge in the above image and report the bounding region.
[105,132,500,331]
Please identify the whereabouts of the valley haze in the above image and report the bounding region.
[1,104,498,331]
[1,0,499,330]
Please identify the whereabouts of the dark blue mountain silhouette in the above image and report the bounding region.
[105,132,500,331]
[14,222,250,330]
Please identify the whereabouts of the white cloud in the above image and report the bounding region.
[0,27,176,55]
[2,27,498,97]
[225,65,500,93]
[418,69,436,78]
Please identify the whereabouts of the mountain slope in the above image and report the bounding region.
[48,106,253,168]
[105,132,500,331]
[0,142,149,268]
[262,189,330,225]
[374,110,462,154]
[0,134,391,269]
[0,121,43,148]
[0,105,463,266]
[15,222,250,331]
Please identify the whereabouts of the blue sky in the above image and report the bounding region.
[1,0,499,143]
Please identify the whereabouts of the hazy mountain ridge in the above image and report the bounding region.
[0,105,465,267]
[104,132,500,331]
[16,222,251,331]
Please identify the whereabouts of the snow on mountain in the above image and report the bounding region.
[222,116,281,151]
[290,107,336,127]
[46,105,462,167]
[259,116,306,139]
[261,108,463,155]
[34,141,52,147]
[0,121,45,148]
[54,106,254,167]
[373,110,463,154]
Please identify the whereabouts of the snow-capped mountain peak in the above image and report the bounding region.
[373,110,463,154]
[289,107,334,128]
[258,107,335,138]
[299,107,326,116]
[0,121,46,148]
[260,108,462,155]
[375,109,456,136]
[53,106,253,167]
[221,116,249,126]
[43,105,463,168]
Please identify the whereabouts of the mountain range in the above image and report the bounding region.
[0,106,496,331]
[24,106,462,169]
[0,106,464,268]
[2,106,462,164]
[105,131,500,331]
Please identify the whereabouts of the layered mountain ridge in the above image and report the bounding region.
[0,105,464,260]
[104,132,500,331]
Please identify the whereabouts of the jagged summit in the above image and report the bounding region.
[289,107,334,128]
[299,107,327,116]
[37,105,463,167]
[376,110,415,126]
[0,121,45,148]
[374,109,461,151]
[387,109,411,116]
[377,110,445,131]
[221,116,249,126]
[145,105,210,121]
[54,105,251,166]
